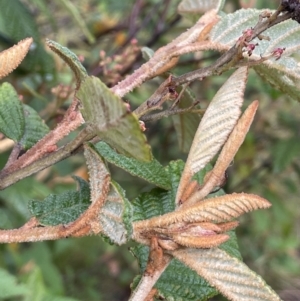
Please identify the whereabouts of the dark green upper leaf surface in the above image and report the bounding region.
[76,76,152,161]
[172,88,201,153]
[94,141,171,190]
[0,0,54,74]
[131,160,187,222]
[19,104,49,150]
[0,82,25,141]
[28,177,90,226]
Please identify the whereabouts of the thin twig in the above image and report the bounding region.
[141,102,203,122]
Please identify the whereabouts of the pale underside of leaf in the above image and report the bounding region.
[133,193,270,232]
[77,76,151,161]
[0,37,33,80]
[99,182,128,245]
[176,67,248,205]
[185,100,259,205]
[178,0,225,15]
[172,89,201,153]
[209,9,300,102]
[172,248,282,301]
[83,144,110,205]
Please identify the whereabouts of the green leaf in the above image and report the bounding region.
[19,104,49,150]
[46,39,87,88]
[272,137,300,172]
[131,160,186,222]
[0,0,54,74]
[171,88,201,153]
[132,188,175,223]
[99,181,133,245]
[0,82,25,141]
[0,268,29,298]
[76,76,152,161]
[164,160,186,203]
[94,141,171,190]
[28,176,90,226]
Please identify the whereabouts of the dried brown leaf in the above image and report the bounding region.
[172,248,282,301]
[134,193,270,231]
[0,37,33,80]
[176,67,248,206]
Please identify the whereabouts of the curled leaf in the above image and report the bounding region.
[173,233,229,249]
[46,39,87,89]
[134,193,271,231]
[77,76,152,161]
[0,37,33,80]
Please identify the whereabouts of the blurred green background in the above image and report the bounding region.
[0,0,299,300]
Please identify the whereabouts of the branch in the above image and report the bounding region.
[129,238,171,301]
[0,98,84,175]
[0,174,110,243]
[0,127,96,190]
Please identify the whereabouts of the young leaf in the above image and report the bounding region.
[176,67,248,204]
[0,37,33,80]
[0,82,25,141]
[28,176,90,226]
[172,248,282,301]
[171,89,201,153]
[46,39,87,88]
[76,76,152,161]
[94,141,170,190]
[135,193,271,230]
[0,268,29,298]
[178,0,225,15]
[19,104,49,150]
